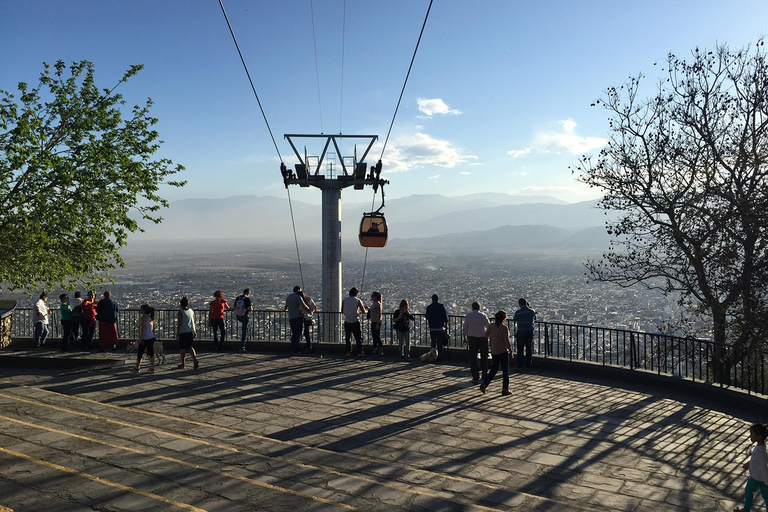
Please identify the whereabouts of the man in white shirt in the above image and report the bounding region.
[463,301,490,384]
[341,287,367,357]
[33,293,50,348]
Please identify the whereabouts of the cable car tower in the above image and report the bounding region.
[280,133,388,341]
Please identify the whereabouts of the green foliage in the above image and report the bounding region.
[0,60,185,291]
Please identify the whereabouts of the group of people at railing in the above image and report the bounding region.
[26,286,538,394]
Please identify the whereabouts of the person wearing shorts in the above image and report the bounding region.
[177,296,199,370]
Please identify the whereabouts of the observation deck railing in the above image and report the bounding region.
[10,308,768,396]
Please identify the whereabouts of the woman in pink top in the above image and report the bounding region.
[480,310,512,396]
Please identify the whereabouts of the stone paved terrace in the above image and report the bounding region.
[0,349,765,511]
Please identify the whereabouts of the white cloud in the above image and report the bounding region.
[428,174,441,180]
[417,98,462,117]
[460,171,471,175]
[506,119,606,158]
[507,147,532,158]
[379,132,479,173]
[536,119,607,155]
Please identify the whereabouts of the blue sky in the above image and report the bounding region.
[1,0,766,204]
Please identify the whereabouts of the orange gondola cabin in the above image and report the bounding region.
[359,212,388,248]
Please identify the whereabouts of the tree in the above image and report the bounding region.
[575,40,768,383]
[0,60,185,291]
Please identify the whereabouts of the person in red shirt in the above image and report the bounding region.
[80,291,98,351]
[209,290,232,351]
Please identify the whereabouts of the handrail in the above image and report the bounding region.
[9,308,767,396]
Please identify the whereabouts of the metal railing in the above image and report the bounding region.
[10,308,768,396]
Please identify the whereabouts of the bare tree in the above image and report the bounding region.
[575,40,768,383]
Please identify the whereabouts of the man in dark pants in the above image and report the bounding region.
[512,298,537,369]
[463,301,490,384]
[234,288,253,352]
[284,286,308,355]
[425,294,449,361]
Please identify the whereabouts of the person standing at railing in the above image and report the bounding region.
[300,290,317,354]
[96,290,119,352]
[285,285,310,356]
[176,297,199,370]
[209,290,232,352]
[512,298,537,370]
[80,291,97,351]
[69,291,83,345]
[234,288,253,352]
[733,423,768,512]
[342,287,368,357]
[463,301,490,385]
[480,310,512,396]
[132,304,156,374]
[369,291,383,356]
[32,292,50,348]
[59,293,73,352]
[393,299,415,361]
[426,294,449,361]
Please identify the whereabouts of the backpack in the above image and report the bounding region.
[234,296,246,318]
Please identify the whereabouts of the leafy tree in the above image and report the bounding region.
[0,60,185,291]
[575,40,768,383]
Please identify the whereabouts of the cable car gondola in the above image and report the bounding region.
[359,212,388,247]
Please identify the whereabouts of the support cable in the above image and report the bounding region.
[218,0,304,285]
[339,0,346,134]
[379,0,433,160]
[286,187,305,289]
[359,190,377,295]
[310,0,324,133]
[218,0,283,162]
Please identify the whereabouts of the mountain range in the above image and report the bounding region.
[132,193,610,252]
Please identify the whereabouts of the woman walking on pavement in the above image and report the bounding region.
[132,304,156,374]
[480,310,512,396]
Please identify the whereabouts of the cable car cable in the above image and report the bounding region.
[218,0,305,287]
[310,0,324,133]
[217,0,283,163]
[359,190,377,294]
[339,0,347,134]
[379,0,434,161]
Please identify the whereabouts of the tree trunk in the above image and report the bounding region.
[712,307,730,385]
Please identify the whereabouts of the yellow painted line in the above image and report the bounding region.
[0,414,356,511]
[27,387,548,502]
[0,393,505,512]
[0,446,207,512]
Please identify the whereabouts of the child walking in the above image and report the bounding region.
[734,423,768,512]
[132,304,156,374]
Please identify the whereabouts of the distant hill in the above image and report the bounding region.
[132,193,604,244]
[392,224,610,253]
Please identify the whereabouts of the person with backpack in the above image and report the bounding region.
[393,299,415,361]
[233,288,253,352]
[300,290,317,354]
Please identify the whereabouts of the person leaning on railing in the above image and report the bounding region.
[463,301,490,385]
[512,298,537,370]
